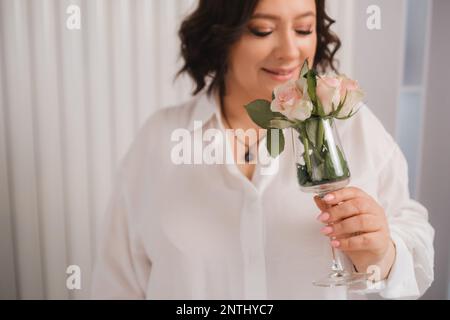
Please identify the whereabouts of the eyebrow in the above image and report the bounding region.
[250,11,316,21]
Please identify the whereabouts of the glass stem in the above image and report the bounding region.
[319,192,346,275]
[330,245,344,273]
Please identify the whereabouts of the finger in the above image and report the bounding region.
[330,232,386,252]
[321,186,371,206]
[321,198,374,224]
[314,195,329,212]
[322,214,381,238]
[327,232,360,241]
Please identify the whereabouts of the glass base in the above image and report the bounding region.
[313,270,369,288]
[300,178,350,197]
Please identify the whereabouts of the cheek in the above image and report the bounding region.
[304,35,318,64]
[229,40,269,80]
[232,40,267,69]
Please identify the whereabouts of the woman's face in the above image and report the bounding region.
[225,0,318,101]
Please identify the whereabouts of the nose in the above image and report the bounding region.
[274,29,301,62]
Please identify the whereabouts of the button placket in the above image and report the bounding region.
[240,193,267,299]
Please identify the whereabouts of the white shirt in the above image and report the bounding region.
[91,90,434,300]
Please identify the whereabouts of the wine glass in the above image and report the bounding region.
[291,117,370,287]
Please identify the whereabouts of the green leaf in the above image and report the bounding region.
[306,70,317,104]
[304,118,325,154]
[299,59,310,80]
[337,146,351,177]
[324,152,337,180]
[244,99,281,129]
[269,119,293,129]
[266,128,285,158]
[305,119,318,147]
[321,145,350,180]
[334,105,362,120]
[306,70,320,115]
[296,164,310,186]
[331,90,348,118]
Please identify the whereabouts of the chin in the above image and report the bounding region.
[264,88,275,101]
[253,91,272,102]
[250,85,273,102]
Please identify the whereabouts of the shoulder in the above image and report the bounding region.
[344,103,395,148]
[340,103,396,151]
[140,95,201,137]
[117,95,201,184]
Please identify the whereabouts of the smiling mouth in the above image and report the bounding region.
[262,68,296,75]
[262,67,298,80]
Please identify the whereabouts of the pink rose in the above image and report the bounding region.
[316,74,364,117]
[316,75,341,115]
[337,75,364,117]
[270,80,313,121]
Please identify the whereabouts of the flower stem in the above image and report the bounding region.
[299,124,312,176]
[317,119,324,151]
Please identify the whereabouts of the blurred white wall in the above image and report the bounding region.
[419,0,450,300]
[0,0,448,299]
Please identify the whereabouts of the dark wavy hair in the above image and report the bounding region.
[176,0,341,99]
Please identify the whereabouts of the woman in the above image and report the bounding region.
[91,0,434,299]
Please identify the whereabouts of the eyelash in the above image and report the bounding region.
[250,29,313,37]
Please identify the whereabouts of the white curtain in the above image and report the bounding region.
[0,0,196,299]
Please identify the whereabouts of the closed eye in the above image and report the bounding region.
[249,29,272,37]
[249,28,313,37]
[296,30,313,35]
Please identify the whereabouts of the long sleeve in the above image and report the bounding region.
[90,169,152,299]
[373,142,435,299]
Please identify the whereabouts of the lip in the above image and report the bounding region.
[262,66,299,82]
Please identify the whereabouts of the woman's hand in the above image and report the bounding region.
[314,186,396,280]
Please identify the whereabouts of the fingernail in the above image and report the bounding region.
[317,212,330,222]
[320,226,333,235]
[331,240,340,248]
[323,194,335,202]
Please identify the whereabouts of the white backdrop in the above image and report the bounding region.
[0,0,197,299]
[2,0,445,300]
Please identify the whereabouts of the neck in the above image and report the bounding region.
[218,83,262,133]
